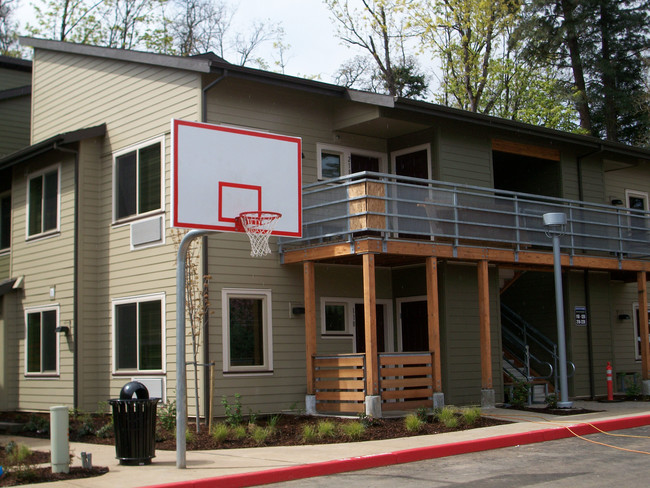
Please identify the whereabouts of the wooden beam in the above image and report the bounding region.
[426,257,443,393]
[363,253,379,396]
[492,138,561,161]
[478,260,493,389]
[639,272,650,381]
[303,261,317,395]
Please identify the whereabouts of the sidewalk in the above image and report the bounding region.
[2,400,649,488]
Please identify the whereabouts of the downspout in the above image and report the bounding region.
[200,69,228,422]
[576,144,604,399]
[54,143,79,410]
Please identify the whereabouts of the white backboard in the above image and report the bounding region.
[172,119,302,237]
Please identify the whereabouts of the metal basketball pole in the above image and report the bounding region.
[176,229,211,469]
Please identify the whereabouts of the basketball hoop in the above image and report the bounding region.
[235,211,282,257]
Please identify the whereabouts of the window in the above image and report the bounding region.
[626,190,648,211]
[25,307,59,375]
[320,297,393,352]
[324,302,348,334]
[113,294,164,372]
[223,289,272,373]
[27,166,59,237]
[114,141,162,221]
[317,144,386,180]
[0,191,10,250]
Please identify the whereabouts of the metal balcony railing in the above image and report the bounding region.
[279,172,650,261]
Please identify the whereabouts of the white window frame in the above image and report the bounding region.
[112,293,166,375]
[24,304,60,377]
[320,298,352,336]
[632,302,650,361]
[317,143,387,180]
[625,189,649,211]
[222,288,273,374]
[112,136,165,224]
[320,297,394,351]
[25,164,61,240]
[391,144,433,180]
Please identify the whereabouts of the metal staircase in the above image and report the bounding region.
[501,304,574,404]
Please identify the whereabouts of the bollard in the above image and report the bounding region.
[50,406,70,474]
[606,361,614,401]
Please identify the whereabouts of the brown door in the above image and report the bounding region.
[354,303,385,353]
[400,300,429,352]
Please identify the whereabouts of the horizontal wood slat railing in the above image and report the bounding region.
[379,352,434,411]
[314,354,366,413]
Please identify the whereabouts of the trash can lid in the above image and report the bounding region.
[120,381,149,400]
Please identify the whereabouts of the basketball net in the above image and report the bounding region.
[236,211,282,257]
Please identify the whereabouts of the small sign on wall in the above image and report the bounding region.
[575,306,587,327]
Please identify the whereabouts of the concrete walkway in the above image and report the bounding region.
[1,400,649,488]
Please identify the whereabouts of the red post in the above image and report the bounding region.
[606,361,614,401]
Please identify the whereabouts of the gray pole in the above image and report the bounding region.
[176,229,211,469]
[552,233,572,408]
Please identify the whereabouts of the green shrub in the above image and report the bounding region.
[5,442,32,466]
[268,414,281,431]
[158,400,177,431]
[404,413,424,432]
[510,381,530,408]
[211,423,229,442]
[23,414,49,435]
[232,425,247,439]
[437,406,459,428]
[317,420,336,438]
[545,394,558,409]
[341,421,365,440]
[415,407,429,423]
[185,428,196,444]
[96,420,114,439]
[461,406,481,425]
[221,394,244,426]
[250,425,271,445]
[302,424,317,443]
[357,412,377,428]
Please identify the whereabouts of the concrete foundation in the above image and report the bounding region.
[642,380,650,397]
[481,389,495,408]
[305,395,316,415]
[365,395,382,418]
[433,392,445,409]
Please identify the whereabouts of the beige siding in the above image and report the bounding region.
[10,49,203,410]
[0,254,8,280]
[0,95,30,157]
[604,161,650,206]
[9,151,76,410]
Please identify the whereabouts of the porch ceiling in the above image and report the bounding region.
[336,116,430,139]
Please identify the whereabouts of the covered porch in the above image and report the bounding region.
[281,173,650,416]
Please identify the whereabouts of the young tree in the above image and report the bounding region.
[170,0,233,57]
[1,0,20,56]
[172,229,211,432]
[326,0,428,98]
[411,0,522,112]
[26,0,105,43]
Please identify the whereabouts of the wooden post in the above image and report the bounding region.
[363,253,379,396]
[304,261,317,394]
[478,260,492,389]
[426,257,442,392]
[638,272,649,380]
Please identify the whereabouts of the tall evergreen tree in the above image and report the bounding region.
[522,0,650,146]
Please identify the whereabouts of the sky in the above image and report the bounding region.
[14,0,356,84]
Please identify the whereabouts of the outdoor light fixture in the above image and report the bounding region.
[55,326,70,335]
[543,212,573,409]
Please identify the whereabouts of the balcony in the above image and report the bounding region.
[280,172,650,266]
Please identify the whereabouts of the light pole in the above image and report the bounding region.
[543,212,573,408]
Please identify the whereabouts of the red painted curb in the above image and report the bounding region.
[143,414,650,488]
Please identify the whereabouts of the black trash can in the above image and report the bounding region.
[109,382,160,465]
